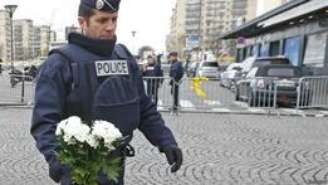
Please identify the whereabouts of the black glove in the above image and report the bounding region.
[161,146,183,173]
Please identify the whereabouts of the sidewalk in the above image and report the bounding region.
[1,107,328,185]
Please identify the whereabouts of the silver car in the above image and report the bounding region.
[196,61,220,79]
[220,63,243,89]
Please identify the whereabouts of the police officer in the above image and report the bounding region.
[30,1,182,185]
[143,55,163,105]
[168,51,184,112]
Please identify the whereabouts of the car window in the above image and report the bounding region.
[266,68,301,77]
[255,59,290,66]
[202,62,218,67]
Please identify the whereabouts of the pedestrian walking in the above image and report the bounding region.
[168,51,184,112]
[143,55,163,105]
[30,1,182,185]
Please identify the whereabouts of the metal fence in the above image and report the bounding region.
[1,74,328,114]
[237,77,277,108]
[0,74,35,105]
[177,77,236,111]
[143,77,173,110]
[297,76,328,109]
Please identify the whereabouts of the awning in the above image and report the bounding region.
[258,0,328,28]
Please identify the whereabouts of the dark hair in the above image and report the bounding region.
[169,51,178,57]
[78,4,96,18]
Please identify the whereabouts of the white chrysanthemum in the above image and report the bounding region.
[92,120,122,151]
[86,135,99,148]
[56,116,93,145]
[55,119,68,136]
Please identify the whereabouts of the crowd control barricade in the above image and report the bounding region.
[175,77,237,111]
[297,76,328,109]
[143,76,174,110]
[236,77,278,109]
[0,73,35,105]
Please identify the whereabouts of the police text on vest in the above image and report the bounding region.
[95,60,129,76]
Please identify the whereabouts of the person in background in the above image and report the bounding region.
[143,55,163,105]
[168,51,184,112]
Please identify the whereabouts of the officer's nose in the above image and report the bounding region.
[105,23,114,32]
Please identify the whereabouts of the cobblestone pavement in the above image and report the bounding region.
[1,107,328,185]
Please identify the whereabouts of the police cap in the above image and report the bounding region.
[80,0,121,12]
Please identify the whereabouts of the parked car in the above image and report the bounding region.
[187,62,200,77]
[196,60,220,79]
[235,64,311,107]
[239,56,291,74]
[220,63,243,89]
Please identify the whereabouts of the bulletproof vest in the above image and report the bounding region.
[49,44,140,138]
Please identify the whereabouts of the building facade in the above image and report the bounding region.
[0,10,11,62]
[166,0,187,57]
[221,0,328,75]
[167,0,258,59]
[13,19,34,60]
[0,8,59,61]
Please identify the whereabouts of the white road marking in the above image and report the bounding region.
[180,100,194,108]
[233,101,249,108]
[204,100,222,106]
[158,99,163,106]
[315,114,325,118]
[211,108,231,112]
[280,108,305,115]
[247,108,266,113]
[320,111,328,115]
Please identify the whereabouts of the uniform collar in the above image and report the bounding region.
[68,32,116,57]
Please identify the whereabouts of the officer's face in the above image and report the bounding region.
[78,10,118,40]
[169,55,177,61]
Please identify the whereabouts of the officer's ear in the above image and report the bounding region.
[78,16,88,30]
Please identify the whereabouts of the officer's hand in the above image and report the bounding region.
[162,146,183,173]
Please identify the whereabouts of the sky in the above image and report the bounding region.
[0,0,176,54]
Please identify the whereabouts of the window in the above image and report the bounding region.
[202,62,218,67]
[253,44,260,57]
[283,36,301,66]
[266,68,300,78]
[260,43,269,57]
[269,41,280,56]
[303,31,328,67]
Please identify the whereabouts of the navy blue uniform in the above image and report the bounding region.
[30,33,178,185]
[143,64,163,105]
[169,60,184,111]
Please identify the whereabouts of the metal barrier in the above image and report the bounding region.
[143,77,174,110]
[2,73,327,114]
[0,73,35,105]
[175,77,237,111]
[236,77,277,108]
[297,76,328,109]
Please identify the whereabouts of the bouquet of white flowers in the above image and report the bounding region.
[55,116,125,185]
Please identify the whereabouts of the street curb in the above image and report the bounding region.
[158,108,328,118]
[0,103,29,107]
[1,105,327,118]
